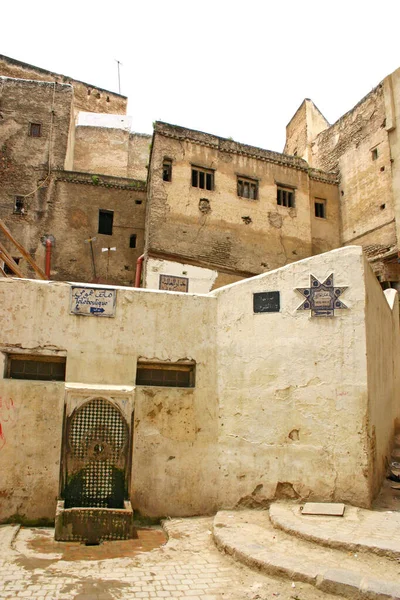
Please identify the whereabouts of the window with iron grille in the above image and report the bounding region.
[314,199,326,219]
[162,159,172,182]
[98,209,114,235]
[136,361,195,388]
[191,167,214,191]
[237,177,258,200]
[277,186,295,208]
[29,123,42,137]
[6,354,66,381]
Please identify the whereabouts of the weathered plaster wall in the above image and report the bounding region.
[212,246,371,508]
[73,122,150,180]
[73,125,131,178]
[127,133,151,181]
[309,176,340,255]
[365,263,400,497]
[0,247,396,520]
[146,123,339,280]
[0,55,127,115]
[0,279,218,521]
[45,173,146,285]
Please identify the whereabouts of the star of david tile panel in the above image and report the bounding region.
[296,273,348,317]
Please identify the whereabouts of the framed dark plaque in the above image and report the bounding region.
[253,291,280,313]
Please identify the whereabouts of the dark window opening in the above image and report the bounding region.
[4,257,20,275]
[314,200,326,219]
[237,177,258,200]
[7,354,66,381]
[191,167,214,191]
[162,160,172,182]
[29,123,41,137]
[129,234,137,248]
[372,148,378,161]
[98,209,114,235]
[14,196,25,214]
[135,200,142,205]
[277,187,295,208]
[136,361,195,388]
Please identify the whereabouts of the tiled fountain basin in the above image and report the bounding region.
[54,500,138,543]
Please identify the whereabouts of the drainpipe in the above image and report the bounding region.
[135,254,144,288]
[45,238,52,279]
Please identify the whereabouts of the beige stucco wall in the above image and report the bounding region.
[212,246,373,507]
[0,246,397,521]
[73,125,130,178]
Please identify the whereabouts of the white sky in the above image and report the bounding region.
[3,0,400,152]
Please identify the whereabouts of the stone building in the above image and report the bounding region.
[285,68,400,286]
[0,56,148,285]
[1,54,400,292]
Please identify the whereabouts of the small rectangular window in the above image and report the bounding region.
[162,159,172,182]
[314,199,326,219]
[277,186,295,208]
[237,177,258,200]
[14,196,25,214]
[98,209,114,235]
[136,361,195,388]
[6,354,66,381]
[129,234,137,248]
[191,167,214,191]
[372,148,378,161]
[29,123,41,137]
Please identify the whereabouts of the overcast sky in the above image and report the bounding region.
[3,0,400,152]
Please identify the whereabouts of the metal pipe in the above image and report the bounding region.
[135,254,144,288]
[45,239,52,279]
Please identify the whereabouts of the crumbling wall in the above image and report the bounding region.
[311,85,395,256]
[145,123,325,287]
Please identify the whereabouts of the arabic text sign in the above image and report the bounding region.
[70,287,116,317]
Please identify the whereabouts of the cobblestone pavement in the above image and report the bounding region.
[0,517,345,600]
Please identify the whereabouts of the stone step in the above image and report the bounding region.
[213,510,400,600]
[269,501,400,558]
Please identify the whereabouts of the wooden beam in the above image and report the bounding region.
[0,243,25,277]
[0,265,7,277]
[0,219,46,279]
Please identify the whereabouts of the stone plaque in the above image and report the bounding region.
[253,291,280,313]
[296,274,347,318]
[70,286,116,317]
[301,502,345,516]
[159,274,189,292]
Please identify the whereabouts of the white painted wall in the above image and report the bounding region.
[145,257,218,294]
[77,112,132,130]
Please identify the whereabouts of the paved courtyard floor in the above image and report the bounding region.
[0,517,345,600]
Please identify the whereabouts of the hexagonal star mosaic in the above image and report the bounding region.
[296,273,348,318]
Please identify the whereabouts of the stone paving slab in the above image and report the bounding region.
[213,510,400,600]
[0,517,346,600]
[269,501,400,558]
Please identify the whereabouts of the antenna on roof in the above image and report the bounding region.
[115,59,122,94]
